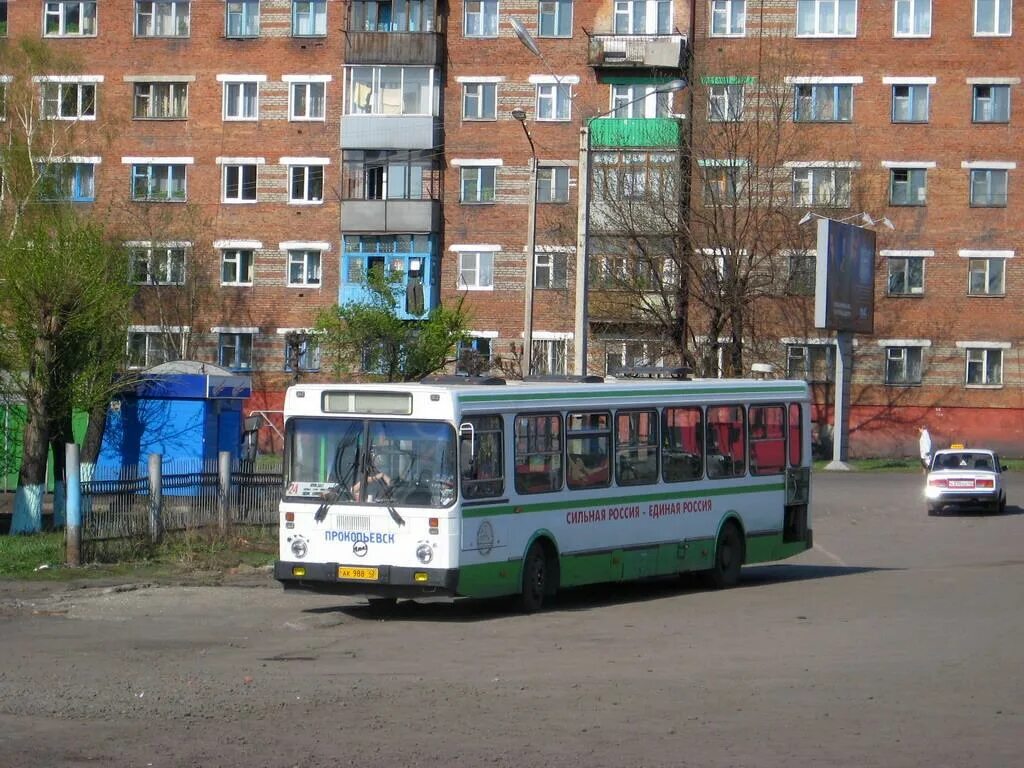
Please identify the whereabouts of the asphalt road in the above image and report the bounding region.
[1,471,1022,768]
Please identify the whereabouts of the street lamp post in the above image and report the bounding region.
[512,107,538,377]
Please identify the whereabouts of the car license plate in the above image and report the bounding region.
[949,479,975,489]
[338,566,379,581]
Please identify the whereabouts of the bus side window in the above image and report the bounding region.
[460,415,504,499]
[788,403,803,466]
[566,411,611,490]
[615,409,658,486]
[707,405,746,478]
[662,406,703,482]
[514,413,563,494]
[749,404,786,476]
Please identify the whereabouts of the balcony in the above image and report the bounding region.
[589,117,681,148]
[340,199,441,232]
[588,34,686,70]
[344,30,445,66]
[341,250,440,319]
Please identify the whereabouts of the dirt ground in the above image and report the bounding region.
[1,472,1022,768]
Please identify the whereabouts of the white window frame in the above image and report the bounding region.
[538,0,573,37]
[344,65,439,116]
[460,166,497,203]
[790,165,853,207]
[891,82,929,122]
[611,83,673,118]
[462,81,497,121]
[464,0,498,37]
[135,0,190,37]
[884,345,924,385]
[217,331,255,370]
[711,0,745,36]
[530,335,568,376]
[796,0,857,36]
[972,83,1011,123]
[894,0,930,36]
[127,326,188,369]
[132,81,189,119]
[220,246,256,286]
[280,328,321,372]
[284,158,328,204]
[537,165,571,203]
[286,76,328,121]
[887,165,928,206]
[128,241,188,285]
[884,251,928,295]
[221,161,259,203]
[287,249,322,286]
[536,82,572,122]
[454,248,496,290]
[220,77,262,121]
[44,1,97,37]
[794,83,853,122]
[292,0,327,36]
[613,0,672,34]
[709,84,744,121]
[974,0,1011,36]
[958,343,1006,386]
[38,77,99,121]
[124,158,191,201]
[534,248,569,289]
[226,0,260,38]
[965,252,1008,296]
[966,165,1011,207]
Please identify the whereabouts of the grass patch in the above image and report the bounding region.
[0,525,277,581]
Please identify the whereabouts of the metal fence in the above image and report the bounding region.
[81,455,283,543]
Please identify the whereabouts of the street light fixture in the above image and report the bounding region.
[512,107,538,377]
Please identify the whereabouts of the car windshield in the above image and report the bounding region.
[934,452,993,471]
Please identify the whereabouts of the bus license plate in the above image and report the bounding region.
[338,566,379,581]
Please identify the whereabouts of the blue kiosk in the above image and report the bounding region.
[98,361,252,472]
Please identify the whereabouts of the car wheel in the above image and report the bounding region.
[999,494,1007,514]
[926,502,939,516]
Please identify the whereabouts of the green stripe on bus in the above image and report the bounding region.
[457,383,807,404]
[460,481,785,518]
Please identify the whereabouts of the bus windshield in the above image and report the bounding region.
[286,417,457,507]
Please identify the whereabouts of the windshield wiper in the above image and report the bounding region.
[314,437,361,523]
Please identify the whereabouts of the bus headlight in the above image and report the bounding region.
[415,542,434,564]
[290,537,308,559]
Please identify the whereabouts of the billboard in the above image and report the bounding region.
[813,218,876,333]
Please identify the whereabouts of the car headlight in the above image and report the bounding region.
[290,537,308,559]
[415,542,434,564]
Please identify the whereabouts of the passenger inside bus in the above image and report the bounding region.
[568,453,609,487]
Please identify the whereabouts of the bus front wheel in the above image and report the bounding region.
[708,522,743,589]
[518,543,548,613]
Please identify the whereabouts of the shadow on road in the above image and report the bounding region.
[304,562,887,623]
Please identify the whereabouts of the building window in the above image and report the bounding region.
[537,166,570,202]
[796,0,856,36]
[613,0,672,34]
[292,0,326,36]
[345,66,437,116]
[226,0,259,37]
[127,330,181,368]
[966,347,1002,385]
[894,0,930,35]
[786,251,816,295]
[284,334,320,372]
[131,163,187,201]
[456,337,493,374]
[457,251,494,289]
[885,346,923,385]
[36,162,95,202]
[460,166,496,203]
[535,251,568,289]
[973,84,1010,123]
[44,1,97,36]
[787,344,834,382]
[968,257,1005,296]
[222,164,257,203]
[892,84,929,122]
[709,84,744,121]
[0,2,7,36]
[40,81,96,120]
[537,83,572,121]
[611,83,673,118]
[133,82,188,119]
[462,82,496,121]
[289,80,325,121]
[792,167,851,207]
[464,0,498,36]
[970,168,1008,207]
[974,0,1011,35]
[531,339,567,375]
[288,249,321,286]
[794,84,852,122]
[711,0,745,36]
[219,332,254,370]
[350,0,436,32]
[890,167,927,206]
[135,0,190,37]
[221,249,254,285]
[704,165,741,205]
[289,165,325,203]
[887,256,924,295]
[539,0,572,36]
[130,245,186,285]
[223,81,258,120]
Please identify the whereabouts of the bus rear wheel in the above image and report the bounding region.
[518,543,548,613]
[708,521,743,589]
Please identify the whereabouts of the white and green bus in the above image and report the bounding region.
[274,373,813,611]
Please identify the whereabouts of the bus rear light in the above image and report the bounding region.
[428,517,439,528]
[292,566,307,577]
[285,511,295,522]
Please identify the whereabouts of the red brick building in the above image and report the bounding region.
[2,0,1022,457]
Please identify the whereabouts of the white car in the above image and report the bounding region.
[925,448,1007,515]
